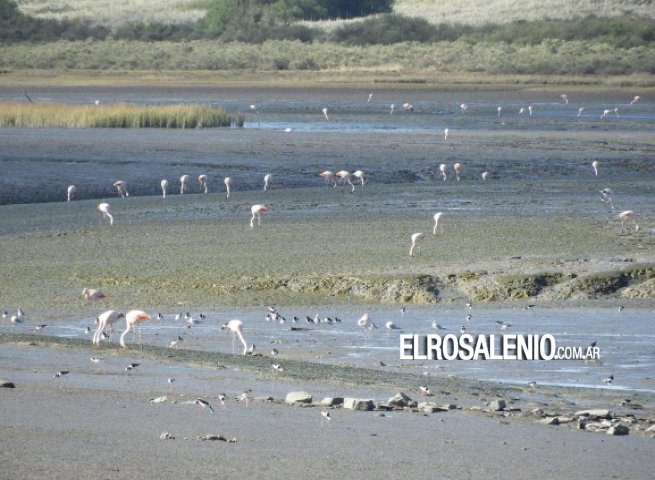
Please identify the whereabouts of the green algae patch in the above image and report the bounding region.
[466,272,565,301]
[566,264,655,298]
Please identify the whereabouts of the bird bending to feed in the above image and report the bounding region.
[179,174,190,194]
[250,204,269,228]
[67,185,76,202]
[160,179,168,198]
[93,310,124,346]
[97,203,113,225]
[630,95,640,104]
[402,103,414,111]
[603,374,614,385]
[198,175,208,194]
[592,160,599,176]
[335,171,355,192]
[439,163,447,181]
[322,107,329,121]
[481,171,489,181]
[263,173,272,191]
[600,188,614,211]
[194,398,215,414]
[560,94,568,104]
[113,181,128,198]
[432,212,443,235]
[577,107,584,117]
[320,410,332,426]
[224,177,233,199]
[367,93,374,103]
[385,321,400,330]
[460,103,468,112]
[453,162,462,181]
[119,310,151,348]
[601,108,619,119]
[222,319,248,355]
[83,287,106,305]
[352,170,365,186]
[409,232,425,257]
[356,313,377,330]
[619,210,638,233]
[319,170,337,188]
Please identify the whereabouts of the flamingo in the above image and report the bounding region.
[224,176,233,199]
[600,188,614,210]
[160,179,168,198]
[335,171,355,192]
[619,210,638,233]
[497,106,502,116]
[519,107,525,115]
[390,104,394,114]
[560,94,569,104]
[119,310,151,348]
[481,171,489,181]
[198,174,208,194]
[113,181,128,198]
[67,185,76,202]
[250,204,269,228]
[630,95,640,104]
[592,160,599,176]
[433,212,443,235]
[453,162,463,181]
[263,173,272,191]
[601,108,618,119]
[180,174,190,194]
[83,287,106,305]
[93,310,124,345]
[249,104,257,112]
[409,232,425,257]
[357,313,377,330]
[402,103,414,111]
[221,319,248,355]
[322,107,329,121]
[97,203,113,225]
[367,93,374,103]
[578,107,584,118]
[460,103,468,112]
[444,128,449,141]
[528,105,533,116]
[439,163,447,181]
[352,170,365,186]
[319,170,337,187]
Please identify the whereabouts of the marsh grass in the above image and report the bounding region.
[0,102,244,128]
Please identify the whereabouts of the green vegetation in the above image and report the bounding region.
[0,102,244,128]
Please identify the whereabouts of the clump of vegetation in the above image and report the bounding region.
[0,102,244,128]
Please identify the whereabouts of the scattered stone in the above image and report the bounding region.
[285,391,312,404]
[254,396,274,402]
[556,416,574,424]
[150,396,168,404]
[607,424,629,436]
[388,392,416,408]
[486,400,507,411]
[469,406,482,411]
[198,434,228,441]
[540,417,560,426]
[442,404,458,410]
[320,397,344,407]
[376,412,386,417]
[418,402,449,413]
[0,379,15,388]
[159,432,175,440]
[574,409,611,419]
[343,398,375,411]
[645,425,655,437]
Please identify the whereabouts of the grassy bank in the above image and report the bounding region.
[0,102,243,128]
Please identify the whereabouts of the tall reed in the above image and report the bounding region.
[0,102,244,128]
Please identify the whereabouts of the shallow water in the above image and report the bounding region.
[4,305,653,396]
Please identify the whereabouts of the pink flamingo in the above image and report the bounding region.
[97,203,113,225]
[180,174,190,194]
[93,310,124,345]
[67,185,76,202]
[221,319,248,355]
[433,212,443,235]
[439,164,447,181]
[83,287,106,305]
[224,177,233,199]
[592,160,599,176]
[160,179,168,198]
[263,173,272,191]
[319,171,337,187]
[198,175,209,194]
[335,170,355,192]
[619,210,638,233]
[560,94,569,104]
[113,181,128,198]
[352,170,365,186]
[453,162,463,181]
[630,95,640,104]
[120,310,151,348]
[250,204,269,228]
[409,232,425,257]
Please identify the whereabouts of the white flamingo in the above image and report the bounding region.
[601,108,619,119]
[93,310,124,345]
[453,162,463,181]
[578,107,584,118]
[180,174,190,194]
[592,160,599,176]
[336,171,355,192]
[319,170,337,187]
[221,319,248,355]
[352,170,365,186]
[390,104,395,114]
[409,232,425,257]
[630,95,640,104]
[497,106,502,116]
[119,310,151,348]
[224,176,233,199]
[263,173,272,191]
[460,103,468,112]
[98,203,113,225]
[439,164,447,181]
[83,287,106,305]
[367,93,374,103]
[433,212,443,235]
[444,128,449,141]
[250,204,269,228]
[560,94,569,104]
[198,175,209,194]
[160,179,168,198]
[67,185,76,202]
[402,103,414,111]
[113,181,128,198]
[481,171,489,181]
[619,210,638,233]
[322,107,329,121]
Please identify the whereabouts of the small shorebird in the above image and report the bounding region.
[125,363,140,372]
[240,389,253,407]
[460,326,468,334]
[320,410,332,427]
[603,374,614,385]
[419,385,431,396]
[33,324,47,331]
[432,321,446,330]
[53,370,70,378]
[527,381,538,391]
[271,364,283,375]
[89,357,104,364]
[194,398,215,414]
[218,394,227,408]
[271,348,279,357]
[385,321,401,330]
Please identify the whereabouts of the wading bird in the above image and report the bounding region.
[600,188,614,211]
[433,212,443,235]
[453,162,462,181]
[263,173,272,191]
[113,181,128,198]
[367,93,374,103]
[409,232,425,257]
[497,106,502,116]
[560,94,569,104]
[119,310,151,348]
[320,410,332,426]
[592,160,599,176]
[83,287,106,305]
[390,104,394,114]
[630,95,640,104]
[402,103,414,111]
[221,319,248,355]
[439,164,447,181]
[180,174,190,194]
[578,107,584,118]
[336,171,355,192]
[619,210,638,233]
[352,170,365,186]
[160,179,168,198]
[481,171,489,181]
[97,203,113,225]
[198,174,208,194]
[460,103,468,112]
[444,128,449,141]
[194,398,215,414]
[93,310,124,345]
[601,108,619,119]
[67,185,76,202]
[250,204,269,228]
[322,107,329,121]
[319,171,337,188]
[224,177,233,199]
